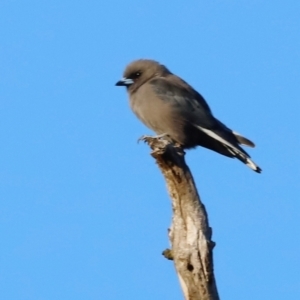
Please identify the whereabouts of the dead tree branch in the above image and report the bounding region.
[143,136,219,300]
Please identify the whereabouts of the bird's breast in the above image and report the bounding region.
[130,92,166,134]
[129,87,191,145]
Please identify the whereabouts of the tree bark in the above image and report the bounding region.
[143,136,220,300]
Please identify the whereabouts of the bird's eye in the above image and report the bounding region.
[131,72,141,79]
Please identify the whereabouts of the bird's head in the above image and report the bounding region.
[115,59,171,93]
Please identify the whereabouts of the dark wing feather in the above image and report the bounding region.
[150,77,250,157]
[150,77,216,128]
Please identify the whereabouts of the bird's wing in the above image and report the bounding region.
[150,77,216,128]
[150,77,250,157]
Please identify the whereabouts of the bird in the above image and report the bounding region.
[115,59,261,173]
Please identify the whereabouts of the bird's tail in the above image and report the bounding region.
[225,145,262,173]
[233,131,255,147]
[232,132,262,172]
[196,125,262,173]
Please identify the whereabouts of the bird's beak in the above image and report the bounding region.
[115,77,134,86]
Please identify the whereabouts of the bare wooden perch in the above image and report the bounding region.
[142,136,220,300]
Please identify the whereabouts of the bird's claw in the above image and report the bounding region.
[137,133,169,144]
[137,135,151,144]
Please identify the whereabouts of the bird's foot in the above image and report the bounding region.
[137,133,170,144]
[138,134,184,156]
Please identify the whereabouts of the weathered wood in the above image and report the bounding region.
[142,136,219,300]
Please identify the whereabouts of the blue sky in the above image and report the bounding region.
[0,1,299,299]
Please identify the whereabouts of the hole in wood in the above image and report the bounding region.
[187,263,194,272]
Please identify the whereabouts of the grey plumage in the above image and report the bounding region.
[116,59,261,173]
